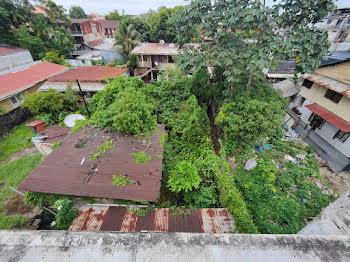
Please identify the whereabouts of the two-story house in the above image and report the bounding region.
[316,7,350,51]
[131,41,178,81]
[285,59,350,172]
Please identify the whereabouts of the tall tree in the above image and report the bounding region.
[69,5,87,19]
[0,0,32,42]
[114,23,140,55]
[176,0,335,94]
[105,9,121,20]
[122,17,150,42]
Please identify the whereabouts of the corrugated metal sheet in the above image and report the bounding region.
[305,103,350,132]
[18,126,165,202]
[69,205,235,233]
[303,73,350,98]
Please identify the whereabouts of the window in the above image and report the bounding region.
[324,89,343,103]
[327,19,332,24]
[336,19,343,26]
[298,97,305,107]
[334,130,350,143]
[309,113,325,130]
[168,56,174,63]
[302,79,313,89]
[348,20,350,24]
[9,93,23,107]
[143,55,149,61]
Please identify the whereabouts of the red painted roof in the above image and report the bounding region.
[48,66,128,81]
[0,45,26,55]
[306,103,350,132]
[0,62,68,100]
[26,120,44,127]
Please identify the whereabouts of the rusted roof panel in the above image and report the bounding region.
[18,126,165,202]
[40,125,70,144]
[303,73,350,98]
[131,43,179,55]
[305,103,350,132]
[69,206,235,233]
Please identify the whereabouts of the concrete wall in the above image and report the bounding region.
[299,190,350,235]
[0,231,349,262]
[299,83,350,122]
[0,107,33,136]
[0,51,34,72]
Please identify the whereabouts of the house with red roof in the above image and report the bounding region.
[285,59,350,172]
[0,45,68,113]
[38,66,129,96]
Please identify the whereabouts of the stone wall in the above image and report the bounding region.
[0,107,33,136]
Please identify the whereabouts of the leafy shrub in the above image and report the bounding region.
[216,88,286,152]
[112,174,135,187]
[35,113,55,126]
[167,160,202,193]
[92,87,157,135]
[42,50,71,67]
[24,192,61,207]
[89,140,114,160]
[133,151,152,164]
[51,199,79,230]
[22,87,78,122]
[190,68,211,105]
[184,185,218,207]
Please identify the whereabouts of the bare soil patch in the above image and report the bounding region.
[3,193,41,218]
[320,167,350,196]
[0,145,38,165]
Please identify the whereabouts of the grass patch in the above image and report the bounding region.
[0,154,43,229]
[0,123,34,161]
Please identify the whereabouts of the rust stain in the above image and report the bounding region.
[120,212,138,232]
[71,207,235,233]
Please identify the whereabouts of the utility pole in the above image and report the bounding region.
[76,80,91,118]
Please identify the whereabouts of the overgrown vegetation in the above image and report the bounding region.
[112,174,135,187]
[133,151,152,164]
[51,199,79,230]
[89,141,114,161]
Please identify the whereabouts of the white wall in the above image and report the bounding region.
[299,99,350,157]
[0,51,34,72]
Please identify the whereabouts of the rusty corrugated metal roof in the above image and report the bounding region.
[69,205,235,233]
[18,126,165,202]
[303,73,350,98]
[131,43,179,55]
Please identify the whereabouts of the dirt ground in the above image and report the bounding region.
[320,167,350,196]
[0,145,39,165]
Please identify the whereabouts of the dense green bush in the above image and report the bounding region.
[24,192,61,207]
[167,160,202,193]
[92,87,157,135]
[52,199,79,230]
[216,88,286,152]
[22,87,79,121]
[0,106,6,115]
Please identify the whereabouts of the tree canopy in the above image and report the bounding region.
[69,5,87,19]
[0,0,73,59]
[176,0,335,92]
